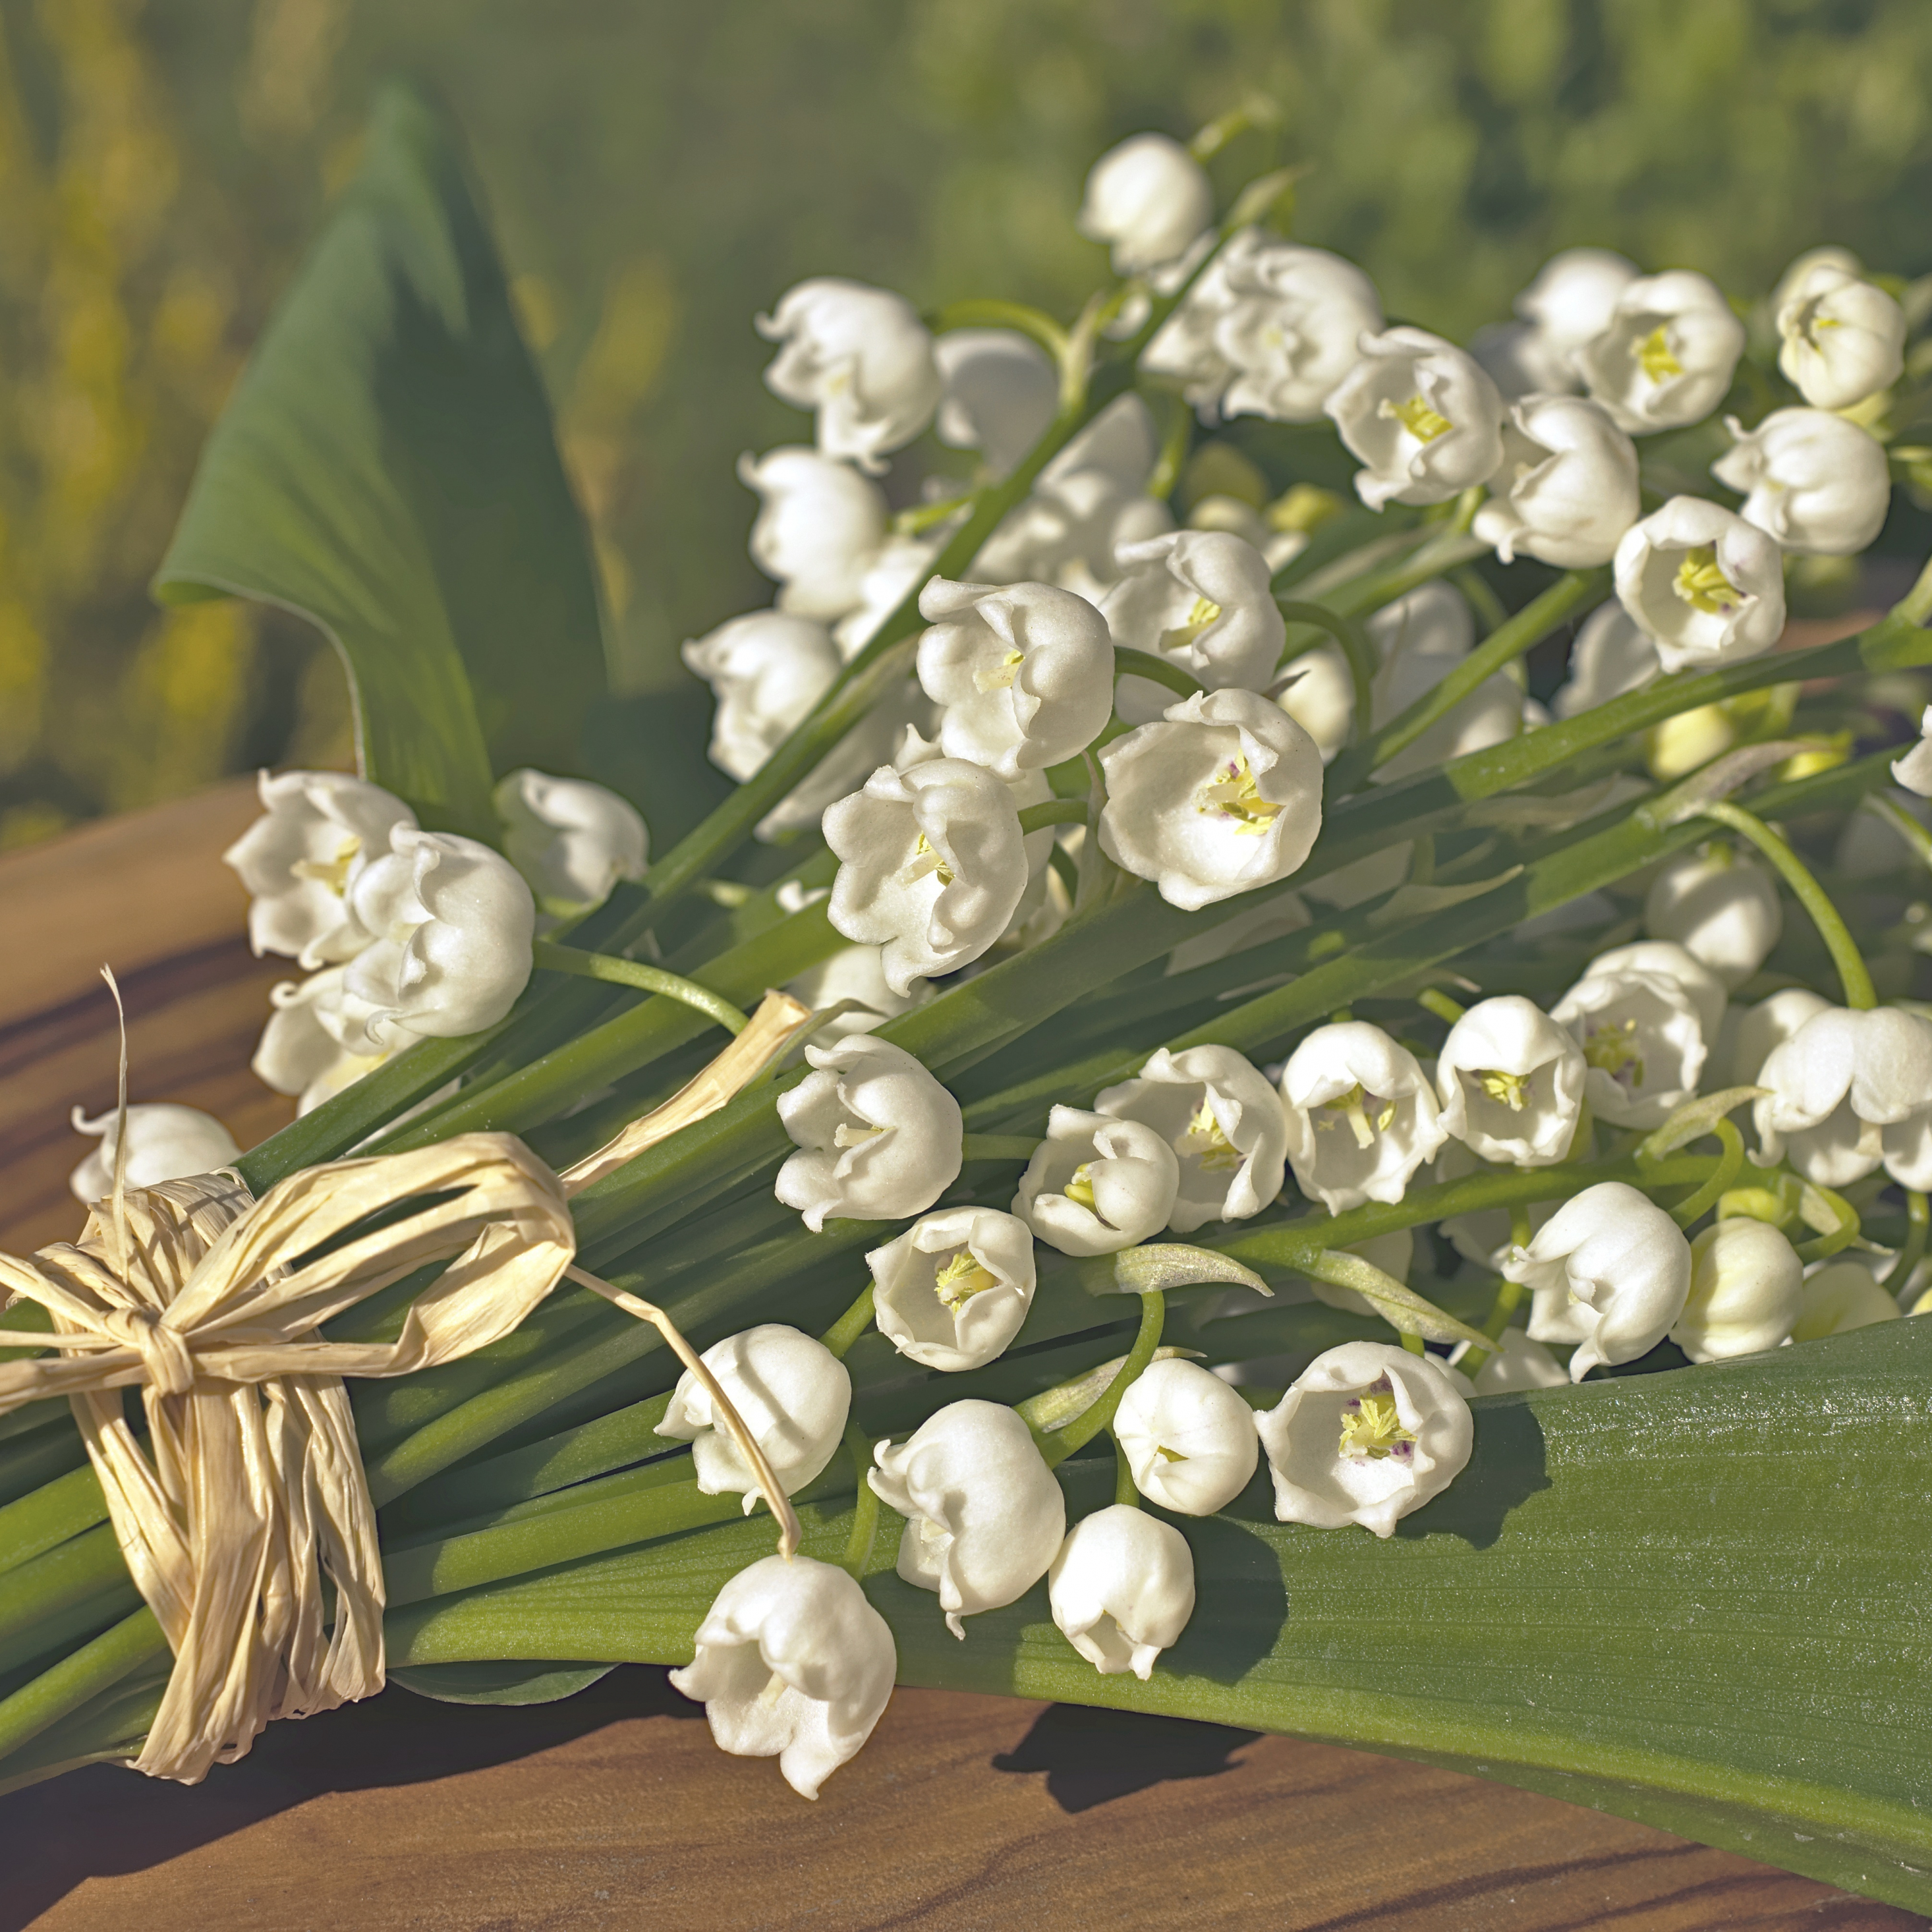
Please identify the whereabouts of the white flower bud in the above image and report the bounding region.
[737,447,890,619]
[1112,1357,1260,1514]
[1642,843,1782,990]
[1576,270,1746,433]
[1729,985,1833,1087]
[669,1554,895,1800]
[1508,1181,1693,1380]
[1077,133,1214,276]
[1775,259,1905,411]
[343,829,533,1042]
[824,756,1029,994]
[1280,1021,1448,1212]
[1435,994,1586,1167]
[831,531,946,661]
[1257,1341,1473,1538]
[868,1207,1037,1372]
[1013,1104,1181,1257]
[1586,940,1728,1040]
[1612,497,1786,673]
[933,329,1059,478]
[1550,602,1660,719]
[1274,643,1353,761]
[915,577,1114,777]
[1446,1328,1570,1393]
[1365,582,1521,781]
[1513,248,1641,370]
[682,610,843,783]
[223,769,418,969]
[1753,1006,1932,1189]
[657,1324,851,1508]
[1552,940,1722,1129]
[1473,394,1641,568]
[69,1102,240,1203]
[756,278,941,473]
[1469,320,1577,401]
[871,1399,1066,1637]
[1048,1504,1197,1680]
[1212,242,1385,422]
[1671,1219,1803,1363]
[252,966,412,1115]
[1711,409,1890,558]
[1096,1044,1289,1233]
[1792,1259,1901,1343]
[493,769,647,917]
[1096,689,1323,912]
[784,943,920,1042]
[1323,326,1506,510]
[775,1036,963,1232]
[1894,707,1932,799]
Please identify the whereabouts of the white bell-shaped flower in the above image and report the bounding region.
[934,328,1060,478]
[1775,258,1905,411]
[1323,326,1506,510]
[669,1554,895,1801]
[1576,270,1746,433]
[1791,1259,1902,1343]
[1612,496,1786,674]
[868,1206,1037,1373]
[1446,1328,1570,1393]
[1103,530,1286,724]
[1013,1104,1180,1257]
[1469,319,1577,401]
[1280,1021,1448,1212]
[252,966,411,1116]
[1096,688,1323,911]
[657,1324,851,1508]
[871,1400,1066,1637]
[1894,708,1932,799]
[342,829,534,1042]
[756,277,941,473]
[1710,409,1890,557]
[1095,1044,1289,1233]
[775,1035,963,1231]
[1435,994,1586,1168]
[1550,602,1661,718]
[1473,394,1641,568]
[1753,1005,1932,1189]
[1510,248,1642,383]
[682,610,843,783]
[1587,940,1727,1040]
[784,943,921,1042]
[1077,132,1214,276]
[223,769,418,969]
[832,531,946,661]
[1551,940,1722,1130]
[737,447,889,620]
[1257,1341,1473,1538]
[824,755,1029,994]
[493,769,647,917]
[915,577,1114,777]
[1112,1357,1260,1514]
[1213,241,1385,423]
[1365,581,1522,781]
[1275,643,1353,762]
[1671,1219,1804,1364]
[1642,843,1782,990]
[1728,985,1833,1088]
[1048,1505,1197,1680]
[69,1102,241,1203]
[1138,229,1255,414]
[1508,1181,1693,1380]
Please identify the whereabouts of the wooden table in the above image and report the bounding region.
[0,783,1922,1932]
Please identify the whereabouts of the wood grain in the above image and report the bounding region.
[0,790,1923,1932]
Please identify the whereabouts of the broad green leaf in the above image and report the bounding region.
[154,82,607,838]
[389,1660,613,1705]
[386,1321,1932,1912]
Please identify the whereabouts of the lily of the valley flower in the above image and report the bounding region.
[1014,1104,1181,1257]
[1435,994,1587,1167]
[1280,1021,1448,1212]
[1711,408,1891,557]
[1111,1356,1260,1515]
[933,328,1060,478]
[1576,270,1746,432]
[1473,393,1641,568]
[1212,241,1386,423]
[683,610,843,783]
[871,1400,1067,1637]
[223,769,417,969]
[1552,939,1724,1129]
[1274,643,1354,762]
[658,1324,851,1508]
[1256,1340,1474,1537]
[832,532,947,661]
[1446,1328,1570,1392]
[1094,1045,1289,1233]
[1671,1219,1804,1363]
[494,769,648,917]
[670,1554,895,1800]
[783,943,921,1042]
[252,965,411,1115]
[1753,1004,1932,1189]
[737,446,890,619]
[1894,708,1932,799]
[1791,1259,1902,1342]
[756,277,941,473]
[1475,247,1641,397]
[1550,601,1661,718]
[1508,1181,1693,1380]
[1323,326,1506,509]
[69,1102,241,1203]
[1365,581,1523,781]
[868,1207,1037,1373]
[1048,1505,1197,1680]
[1077,132,1214,277]
[1612,496,1786,673]
[1642,843,1782,990]
[1727,985,1833,1088]
[775,1036,963,1232]
[915,577,1115,777]
[1775,257,1906,411]
[1097,689,1324,911]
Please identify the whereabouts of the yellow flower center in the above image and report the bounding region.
[1154,1443,1189,1463]
[290,836,361,897]
[932,1247,1000,1311]
[1475,1068,1531,1112]
[1338,1378,1417,1462]
[1378,393,1453,441]
[832,1120,889,1150]
[1195,754,1284,836]
[902,832,955,888]
[1158,593,1224,655]
[1176,1097,1243,1172]
[1637,323,1683,384]
[1317,1083,1398,1151]
[1583,1018,1646,1090]
[1672,546,1745,616]
[973,647,1026,695]
[1064,1160,1099,1211]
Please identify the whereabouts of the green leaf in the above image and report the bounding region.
[153,82,607,838]
[1077,1243,1272,1298]
[389,1660,614,1706]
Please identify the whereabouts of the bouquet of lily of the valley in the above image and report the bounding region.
[5,80,1932,1910]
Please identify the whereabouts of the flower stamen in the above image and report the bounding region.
[1475,1068,1532,1113]
[1317,1083,1397,1150]
[1158,593,1224,655]
[1637,324,1684,384]
[973,647,1026,695]
[1672,545,1746,615]
[1176,1097,1243,1172]
[290,836,361,897]
[901,832,956,888]
[932,1247,1000,1311]
[1583,1018,1646,1092]
[1377,393,1452,442]
[1195,754,1284,835]
[1338,1377,1417,1462]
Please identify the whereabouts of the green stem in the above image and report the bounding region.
[1483,1273,1526,1344]
[0,1608,162,1766]
[532,942,748,1035]
[1113,1431,1141,1508]
[1665,1119,1744,1229]
[926,297,1069,362]
[1113,648,1205,700]
[1884,1191,1928,1297]
[1017,799,1091,836]
[1417,987,1467,1025]
[841,1422,882,1579]
[820,1284,875,1361]
[1044,1291,1164,1465]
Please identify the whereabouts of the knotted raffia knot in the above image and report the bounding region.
[94,1306,197,1398]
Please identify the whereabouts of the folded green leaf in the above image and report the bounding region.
[1078,1243,1273,1298]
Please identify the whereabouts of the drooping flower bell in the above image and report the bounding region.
[932,328,1060,478]
[1048,1505,1197,1681]
[1280,1021,1447,1212]
[1641,842,1782,990]
[251,965,409,1116]
[1446,1328,1570,1393]
[1711,409,1891,558]
[1111,1356,1261,1515]
[1077,132,1214,277]
[1551,940,1724,1129]
[1323,326,1506,509]
[1435,994,1587,1168]
[1473,393,1641,569]
[1550,601,1660,719]
[1671,1220,1804,1364]
[69,1102,241,1203]
[1364,581,1523,781]
[1753,1005,1932,1189]
[1210,241,1386,423]
[1774,256,1906,411]
[868,1207,1037,1373]
[737,446,890,620]
[1575,270,1746,432]
[1894,708,1932,799]
[1612,497,1786,673]
[681,610,843,783]
[1013,1104,1181,1257]
[1475,246,1639,397]
[1791,1259,1903,1343]
[494,769,648,917]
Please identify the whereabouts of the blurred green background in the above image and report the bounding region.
[4,0,1932,848]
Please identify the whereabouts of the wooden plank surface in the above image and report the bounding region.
[0,786,1923,1932]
